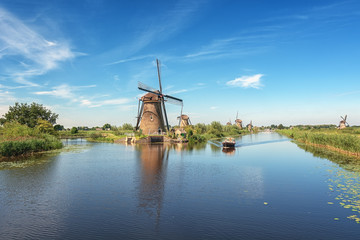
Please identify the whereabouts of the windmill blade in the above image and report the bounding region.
[161,98,170,131]
[156,59,162,94]
[135,101,144,130]
[164,95,183,105]
[179,104,183,127]
[345,115,347,121]
[341,116,345,121]
[138,81,158,93]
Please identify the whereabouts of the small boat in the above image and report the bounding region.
[222,137,235,148]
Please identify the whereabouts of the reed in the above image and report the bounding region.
[277,129,360,154]
[0,122,63,157]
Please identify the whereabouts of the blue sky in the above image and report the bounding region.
[0,0,359,128]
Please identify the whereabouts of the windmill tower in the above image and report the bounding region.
[177,114,192,127]
[247,120,253,131]
[339,115,349,129]
[135,59,183,135]
[235,111,243,129]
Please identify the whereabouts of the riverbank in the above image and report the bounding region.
[277,128,360,157]
[0,122,63,158]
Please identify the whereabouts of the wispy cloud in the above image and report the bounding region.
[126,0,203,55]
[226,74,264,89]
[106,55,153,66]
[336,90,360,97]
[0,89,16,103]
[184,34,274,61]
[0,7,76,86]
[34,84,96,100]
[210,106,218,110]
[87,98,131,108]
[33,84,131,108]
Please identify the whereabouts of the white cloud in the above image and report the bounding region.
[226,74,264,89]
[35,84,75,99]
[0,7,75,86]
[210,106,218,110]
[88,98,131,108]
[33,84,132,108]
[0,89,16,103]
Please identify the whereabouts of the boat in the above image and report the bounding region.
[222,137,235,148]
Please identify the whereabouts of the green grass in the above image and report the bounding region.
[0,122,63,157]
[277,128,360,154]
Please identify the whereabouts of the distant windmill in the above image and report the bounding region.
[177,114,192,127]
[247,120,253,131]
[235,111,243,129]
[135,59,183,134]
[339,115,349,129]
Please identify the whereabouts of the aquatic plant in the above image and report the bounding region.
[277,129,360,155]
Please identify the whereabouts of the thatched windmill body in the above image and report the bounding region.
[178,114,192,127]
[135,59,183,135]
[247,120,253,131]
[235,111,243,129]
[339,115,349,129]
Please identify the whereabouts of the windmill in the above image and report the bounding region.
[135,59,183,135]
[235,111,243,129]
[247,120,253,131]
[339,115,349,129]
[177,114,192,127]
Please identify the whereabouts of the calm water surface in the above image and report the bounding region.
[1,133,360,239]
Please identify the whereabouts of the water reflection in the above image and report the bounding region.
[296,142,360,223]
[222,147,235,155]
[296,143,360,172]
[135,144,169,223]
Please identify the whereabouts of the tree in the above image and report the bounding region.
[103,123,111,130]
[278,124,284,129]
[0,102,58,128]
[54,124,64,131]
[122,123,133,131]
[70,127,78,134]
[194,123,207,134]
[36,119,56,135]
[207,121,223,137]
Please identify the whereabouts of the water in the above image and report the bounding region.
[1,133,360,239]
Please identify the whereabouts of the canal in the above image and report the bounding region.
[1,132,360,239]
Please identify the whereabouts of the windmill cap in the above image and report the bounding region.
[141,92,161,101]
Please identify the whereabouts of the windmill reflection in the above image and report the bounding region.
[136,144,169,222]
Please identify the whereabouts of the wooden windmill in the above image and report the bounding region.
[235,111,243,129]
[339,115,349,129]
[177,114,192,127]
[247,120,253,131]
[135,59,183,134]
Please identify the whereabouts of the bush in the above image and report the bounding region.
[70,127,78,134]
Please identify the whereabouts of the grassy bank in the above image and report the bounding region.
[59,129,132,143]
[0,122,63,158]
[277,128,360,156]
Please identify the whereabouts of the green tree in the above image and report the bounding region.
[122,123,133,130]
[207,121,223,137]
[70,127,78,134]
[103,123,111,130]
[278,124,284,129]
[194,123,207,134]
[54,124,64,131]
[0,102,58,128]
[36,119,56,135]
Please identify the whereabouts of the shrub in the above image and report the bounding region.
[70,127,78,134]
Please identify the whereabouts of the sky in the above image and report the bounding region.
[0,0,359,128]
